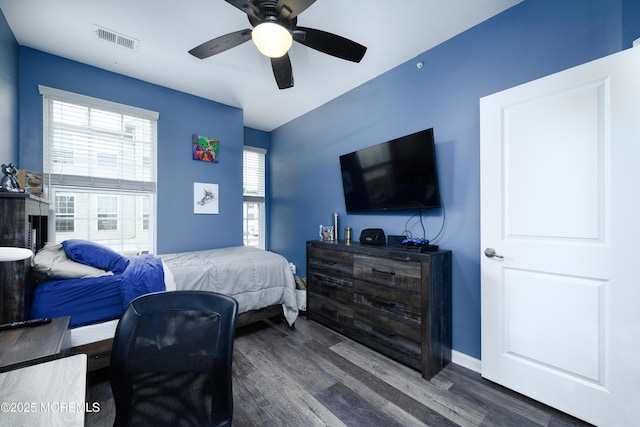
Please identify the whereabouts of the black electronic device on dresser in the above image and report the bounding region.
[306,240,452,380]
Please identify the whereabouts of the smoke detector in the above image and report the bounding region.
[93,24,139,52]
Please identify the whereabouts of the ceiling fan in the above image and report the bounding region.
[188,0,367,89]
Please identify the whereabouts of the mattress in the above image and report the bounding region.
[69,318,119,347]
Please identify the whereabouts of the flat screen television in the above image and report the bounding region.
[339,128,441,212]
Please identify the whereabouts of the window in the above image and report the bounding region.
[97,195,118,231]
[141,197,149,231]
[55,194,75,233]
[41,86,158,255]
[243,147,266,249]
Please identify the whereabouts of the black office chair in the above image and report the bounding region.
[110,290,238,427]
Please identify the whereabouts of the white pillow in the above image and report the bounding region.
[32,242,114,279]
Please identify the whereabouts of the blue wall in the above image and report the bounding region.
[17,47,244,254]
[623,0,640,46]
[0,9,18,163]
[268,0,638,360]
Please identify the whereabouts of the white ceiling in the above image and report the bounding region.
[0,0,520,131]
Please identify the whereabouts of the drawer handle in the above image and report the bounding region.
[371,299,396,308]
[371,268,396,276]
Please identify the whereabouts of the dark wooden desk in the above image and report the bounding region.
[0,316,71,373]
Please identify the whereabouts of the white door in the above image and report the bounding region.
[480,46,640,427]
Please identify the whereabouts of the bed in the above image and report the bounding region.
[30,240,298,371]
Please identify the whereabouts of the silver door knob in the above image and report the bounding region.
[484,248,504,259]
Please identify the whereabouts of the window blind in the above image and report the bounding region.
[243,147,266,249]
[243,147,265,201]
[40,85,158,192]
[40,86,158,254]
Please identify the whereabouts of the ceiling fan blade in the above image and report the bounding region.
[276,0,316,19]
[294,27,366,63]
[189,29,252,59]
[271,54,294,89]
[224,0,260,18]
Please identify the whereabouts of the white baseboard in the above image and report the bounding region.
[451,350,481,373]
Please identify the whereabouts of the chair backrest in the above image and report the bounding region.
[110,290,238,427]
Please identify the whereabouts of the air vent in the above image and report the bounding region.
[93,25,139,52]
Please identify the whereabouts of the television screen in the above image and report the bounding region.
[339,128,441,212]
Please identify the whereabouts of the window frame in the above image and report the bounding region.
[243,146,266,249]
[40,85,158,255]
[96,195,119,232]
[54,193,76,233]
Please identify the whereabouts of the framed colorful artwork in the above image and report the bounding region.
[194,182,219,214]
[192,134,219,162]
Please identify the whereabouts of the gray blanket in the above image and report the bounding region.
[159,246,298,326]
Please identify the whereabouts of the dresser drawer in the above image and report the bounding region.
[353,315,422,370]
[353,284,421,370]
[308,295,354,334]
[308,271,354,334]
[353,280,422,357]
[353,255,421,293]
[309,273,352,301]
[71,339,113,372]
[308,247,353,277]
[353,281,420,330]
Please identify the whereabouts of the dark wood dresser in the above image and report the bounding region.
[306,240,452,380]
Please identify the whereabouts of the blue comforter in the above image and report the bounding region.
[31,254,165,328]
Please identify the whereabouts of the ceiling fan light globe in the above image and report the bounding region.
[252,22,292,58]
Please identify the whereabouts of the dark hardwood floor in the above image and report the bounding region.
[85,316,593,426]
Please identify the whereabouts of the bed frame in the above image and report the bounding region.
[72,304,286,372]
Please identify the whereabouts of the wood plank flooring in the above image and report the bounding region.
[85,316,593,426]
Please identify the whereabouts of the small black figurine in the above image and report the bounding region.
[0,163,25,193]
